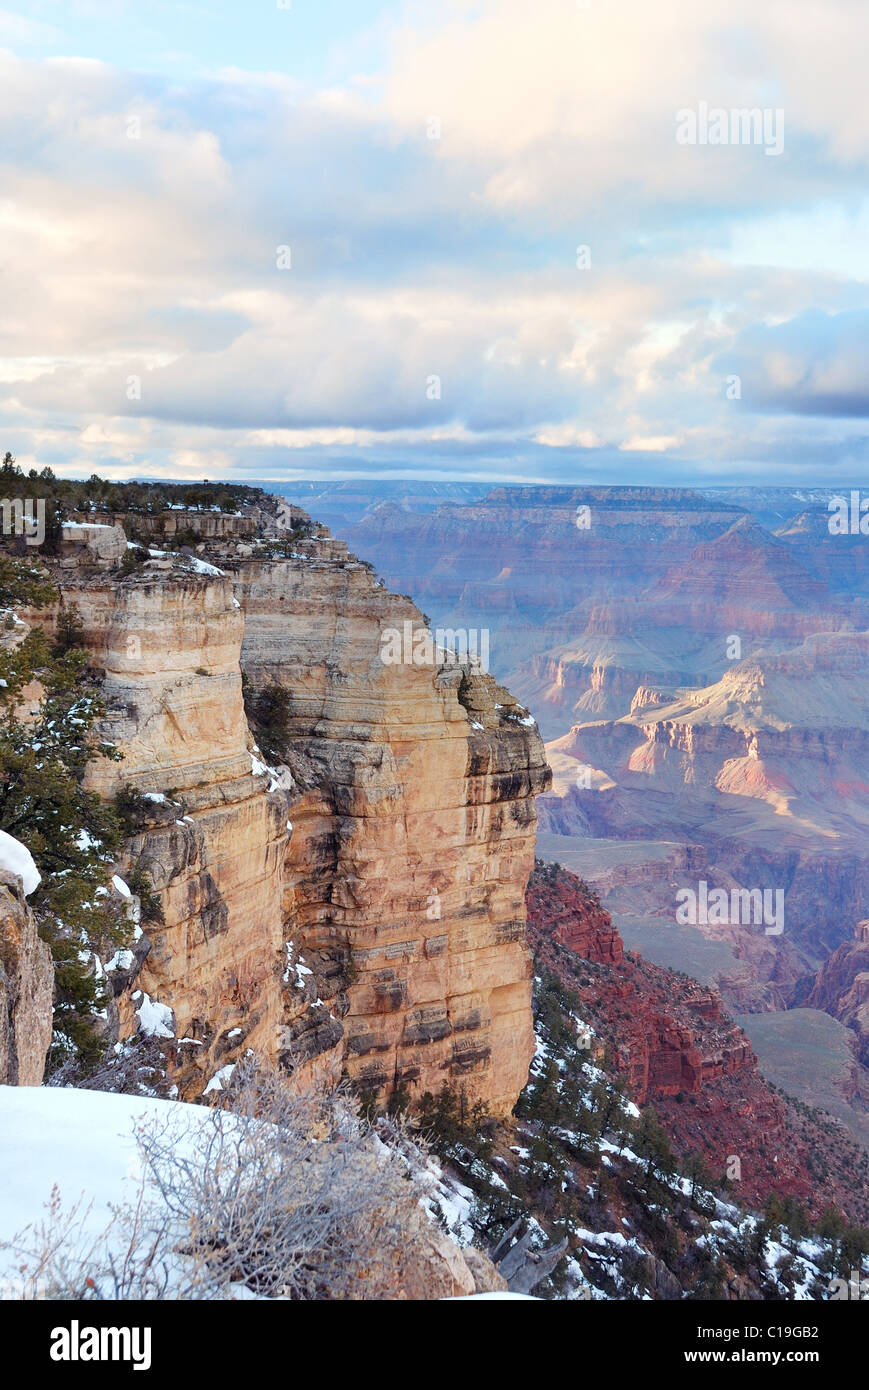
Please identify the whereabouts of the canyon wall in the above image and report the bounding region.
[527,864,756,1105]
[334,487,855,741]
[526,862,869,1219]
[0,874,53,1085]
[54,516,548,1113]
[231,537,550,1111]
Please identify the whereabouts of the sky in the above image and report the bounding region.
[2,0,869,487]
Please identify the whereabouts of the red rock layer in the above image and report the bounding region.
[802,920,869,1067]
[526,862,869,1220]
[528,863,753,1105]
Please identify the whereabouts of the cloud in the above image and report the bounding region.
[1,6,869,484]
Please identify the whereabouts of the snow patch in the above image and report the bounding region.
[0,830,41,896]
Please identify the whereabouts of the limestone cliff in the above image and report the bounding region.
[0,872,53,1085]
[52,510,549,1114]
[233,539,549,1111]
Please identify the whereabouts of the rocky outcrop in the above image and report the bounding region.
[58,566,292,1094]
[232,539,550,1113]
[59,522,127,567]
[48,507,548,1115]
[81,510,258,543]
[527,861,622,964]
[0,873,53,1085]
[525,862,867,1218]
[539,630,869,970]
[527,863,755,1104]
[800,920,869,1066]
[335,487,851,741]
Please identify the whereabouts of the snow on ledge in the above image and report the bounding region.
[0,830,41,896]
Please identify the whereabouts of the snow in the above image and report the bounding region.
[450,1292,539,1300]
[132,991,174,1039]
[0,1086,208,1285]
[111,874,131,899]
[420,1165,476,1245]
[203,1064,236,1096]
[0,830,41,896]
[142,792,166,803]
[574,1226,646,1256]
[184,556,225,577]
[104,949,135,973]
[282,942,312,989]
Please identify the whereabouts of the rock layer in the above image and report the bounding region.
[526,862,869,1219]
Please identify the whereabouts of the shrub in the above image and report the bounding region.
[3,1061,449,1300]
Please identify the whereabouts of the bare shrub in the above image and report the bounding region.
[3,1059,448,1300]
[46,1036,173,1097]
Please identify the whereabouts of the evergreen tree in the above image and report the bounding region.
[0,593,128,1067]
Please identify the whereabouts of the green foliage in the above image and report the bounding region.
[0,554,56,609]
[0,452,267,521]
[244,680,292,762]
[114,784,152,836]
[0,589,128,1068]
[417,1082,493,1157]
[123,858,165,927]
[52,602,86,655]
[632,1107,676,1193]
[119,545,148,576]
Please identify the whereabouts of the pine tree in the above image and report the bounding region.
[0,604,128,1066]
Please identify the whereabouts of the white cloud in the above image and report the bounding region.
[1,6,869,482]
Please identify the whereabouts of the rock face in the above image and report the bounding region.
[526,863,868,1220]
[334,487,853,740]
[528,863,754,1105]
[59,522,127,567]
[0,873,53,1085]
[233,539,550,1113]
[526,861,622,964]
[53,510,548,1114]
[800,920,869,1067]
[64,568,291,1093]
[539,629,869,973]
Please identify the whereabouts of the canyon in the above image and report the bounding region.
[326,483,869,1147]
[4,479,869,1298]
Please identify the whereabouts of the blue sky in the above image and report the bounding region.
[1,1,397,84]
[2,0,869,486]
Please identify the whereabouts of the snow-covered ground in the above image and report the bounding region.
[0,1085,203,1288]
